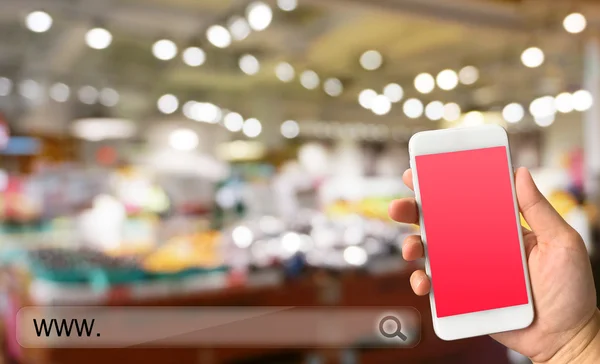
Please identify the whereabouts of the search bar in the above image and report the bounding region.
[17,306,420,348]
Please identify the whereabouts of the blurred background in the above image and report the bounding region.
[0,0,599,363]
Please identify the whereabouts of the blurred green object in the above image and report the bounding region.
[144,265,228,280]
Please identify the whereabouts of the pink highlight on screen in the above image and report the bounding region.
[415,146,528,318]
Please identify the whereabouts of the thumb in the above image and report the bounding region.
[515,167,575,245]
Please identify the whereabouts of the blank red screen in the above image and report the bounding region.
[415,146,528,318]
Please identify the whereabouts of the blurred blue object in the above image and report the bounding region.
[0,137,41,155]
[283,253,306,277]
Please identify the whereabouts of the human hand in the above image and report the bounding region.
[389,167,600,363]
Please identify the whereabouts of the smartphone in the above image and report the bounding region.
[408,125,534,341]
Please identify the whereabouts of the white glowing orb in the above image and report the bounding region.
[383,83,403,103]
[521,47,544,68]
[343,246,368,266]
[275,62,295,82]
[443,103,461,121]
[224,112,244,132]
[232,226,254,248]
[459,66,479,85]
[414,73,435,94]
[26,11,52,33]
[243,118,262,138]
[563,13,587,34]
[85,28,112,50]
[300,70,319,90]
[247,2,273,31]
[206,25,232,48]
[425,101,444,121]
[360,50,383,71]
[182,47,206,67]
[403,98,424,119]
[436,69,459,91]
[502,103,524,123]
[281,120,300,139]
[169,129,199,151]
[572,90,593,111]
[157,94,179,114]
[554,92,574,113]
[358,89,377,109]
[152,39,177,61]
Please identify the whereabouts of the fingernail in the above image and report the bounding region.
[412,275,425,288]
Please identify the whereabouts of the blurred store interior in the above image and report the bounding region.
[0,0,599,363]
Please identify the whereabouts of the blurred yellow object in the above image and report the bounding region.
[521,190,578,230]
[106,243,155,257]
[326,198,403,220]
[143,231,222,273]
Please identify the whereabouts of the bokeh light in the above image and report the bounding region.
[521,47,544,68]
[414,73,435,94]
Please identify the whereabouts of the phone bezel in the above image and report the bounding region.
[408,124,534,341]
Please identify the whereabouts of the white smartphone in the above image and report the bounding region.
[408,125,534,341]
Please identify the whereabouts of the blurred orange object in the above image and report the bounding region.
[143,231,223,273]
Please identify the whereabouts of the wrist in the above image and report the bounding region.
[536,310,600,364]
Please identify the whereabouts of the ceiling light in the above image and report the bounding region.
[534,114,555,127]
[324,78,343,97]
[25,11,52,33]
[243,118,262,138]
[359,50,383,71]
[358,89,377,109]
[224,112,244,132]
[275,62,295,82]
[554,92,574,113]
[19,80,42,100]
[0,78,13,96]
[403,98,424,118]
[521,47,544,68]
[239,54,260,75]
[414,73,435,94]
[157,94,179,114]
[463,111,485,126]
[300,70,319,90]
[277,0,297,11]
[191,102,221,123]
[78,86,99,105]
[182,47,206,67]
[85,28,112,50]
[99,88,119,107]
[228,17,251,41]
[572,89,593,111]
[371,95,391,115]
[152,39,177,61]
[383,83,403,103]
[502,103,524,123]
[71,118,135,141]
[458,66,479,85]
[529,96,556,117]
[247,2,273,31]
[169,129,199,151]
[206,25,231,48]
[563,13,586,34]
[436,69,459,91]
[281,120,300,139]
[443,102,461,121]
[425,101,444,120]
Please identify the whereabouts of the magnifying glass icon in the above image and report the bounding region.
[379,315,408,341]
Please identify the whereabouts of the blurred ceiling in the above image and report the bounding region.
[0,0,596,139]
